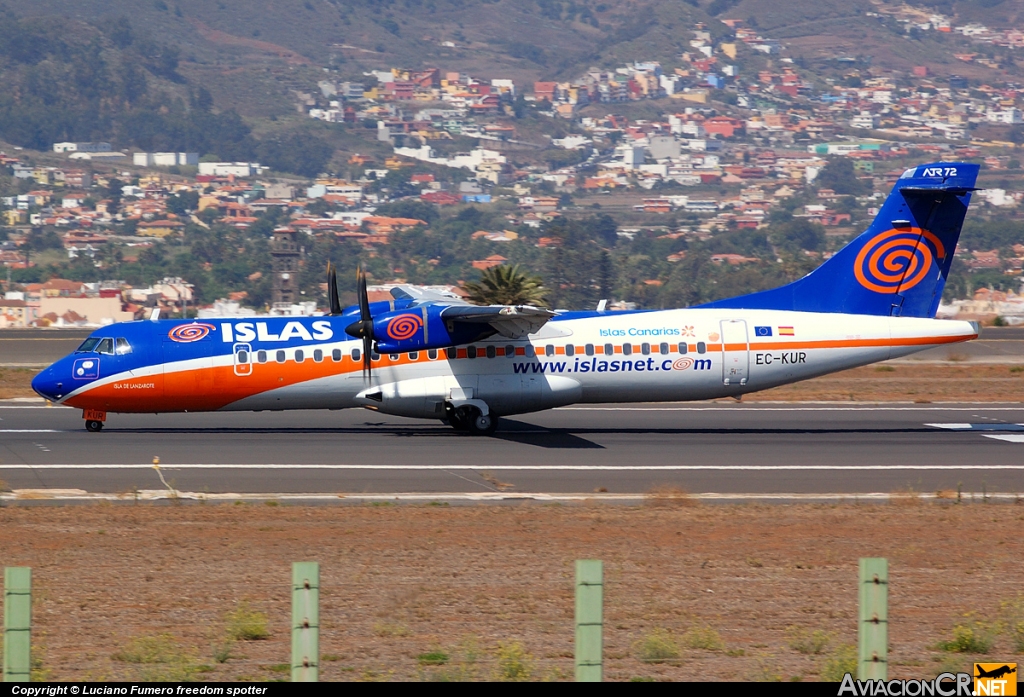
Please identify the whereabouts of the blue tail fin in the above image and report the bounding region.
[698,162,980,318]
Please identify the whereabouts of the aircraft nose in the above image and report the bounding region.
[31,367,65,401]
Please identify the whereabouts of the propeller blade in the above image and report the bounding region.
[363,335,373,380]
[349,266,372,381]
[357,265,370,322]
[326,261,342,315]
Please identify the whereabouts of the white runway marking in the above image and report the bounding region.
[1,490,1019,503]
[565,406,1024,411]
[982,434,1024,443]
[0,464,1023,470]
[926,423,1024,431]
[0,429,60,433]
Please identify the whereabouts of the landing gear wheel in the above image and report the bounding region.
[470,413,498,436]
[85,420,103,432]
[446,405,472,431]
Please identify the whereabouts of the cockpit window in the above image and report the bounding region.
[76,338,101,353]
[115,338,132,355]
[96,338,115,355]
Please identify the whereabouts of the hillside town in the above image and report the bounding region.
[4,10,1024,329]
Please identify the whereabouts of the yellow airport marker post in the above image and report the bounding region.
[858,557,888,680]
[291,562,319,682]
[3,567,31,682]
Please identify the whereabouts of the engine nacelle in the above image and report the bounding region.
[372,305,492,354]
[339,299,414,321]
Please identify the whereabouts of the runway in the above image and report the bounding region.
[1,402,1023,498]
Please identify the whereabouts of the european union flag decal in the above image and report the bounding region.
[754,326,773,337]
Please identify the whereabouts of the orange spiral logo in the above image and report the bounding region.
[854,228,946,294]
[672,357,694,371]
[167,323,215,343]
[386,314,423,341]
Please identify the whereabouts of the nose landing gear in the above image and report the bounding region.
[83,409,107,433]
[444,401,498,435]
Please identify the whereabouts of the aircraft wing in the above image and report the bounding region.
[389,285,555,339]
[440,304,556,339]
[390,285,467,304]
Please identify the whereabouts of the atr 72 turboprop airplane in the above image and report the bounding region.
[32,162,982,435]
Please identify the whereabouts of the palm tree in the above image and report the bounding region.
[462,264,548,307]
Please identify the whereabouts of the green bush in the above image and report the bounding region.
[821,644,857,682]
[937,618,994,654]
[636,628,681,663]
[787,627,832,655]
[494,641,532,681]
[999,597,1024,653]
[683,625,725,651]
[226,601,270,641]
[418,650,449,666]
[112,634,200,681]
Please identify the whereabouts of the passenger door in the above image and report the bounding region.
[719,319,749,386]
[233,343,253,376]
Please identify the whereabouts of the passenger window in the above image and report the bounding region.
[446,347,456,359]
[525,345,536,357]
[467,346,477,359]
[505,345,515,358]
[115,338,132,355]
[313,349,323,362]
[545,345,555,357]
[332,348,342,362]
[389,353,399,361]
[97,338,114,355]
[351,348,360,361]
[604,343,613,355]
[566,344,575,356]
[623,344,632,356]
[371,352,381,362]
[678,342,688,355]
[276,350,286,363]
[428,349,438,360]
[486,345,496,359]
[641,343,650,355]
[697,342,706,354]
[585,344,594,356]
[237,350,249,364]
[410,352,419,360]
[659,342,669,355]
[295,349,305,363]
[257,350,267,363]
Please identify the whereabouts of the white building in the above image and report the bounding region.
[850,112,879,130]
[53,142,111,153]
[134,152,199,167]
[987,108,1023,124]
[197,162,264,177]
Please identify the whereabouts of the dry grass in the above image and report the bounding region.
[0,368,38,399]
[746,363,1024,402]
[0,502,1022,681]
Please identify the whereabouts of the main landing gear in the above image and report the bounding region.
[85,420,104,432]
[445,402,498,436]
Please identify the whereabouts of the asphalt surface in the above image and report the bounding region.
[3,328,1024,367]
[1,403,1023,496]
[0,329,90,365]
